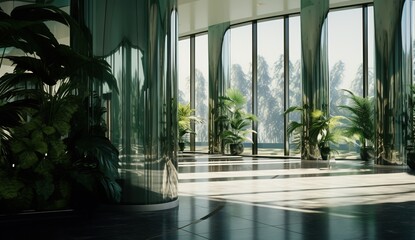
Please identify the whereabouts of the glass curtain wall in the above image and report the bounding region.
[178,38,191,104]
[257,19,284,155]
[195,34,209,152]
[176,3,378,158]
[328,7,363,157]
[178,34,209,152]
[230,24,253,154]
[288,16,302,156]
[368,6,375,97]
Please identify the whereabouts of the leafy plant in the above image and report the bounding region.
[65,95,121,204]
[285,106,345,159]
[338,89,374,148]
[309,109,345,151]
[177,103,202,144]
[218,88,257,154]
[0,4,120,211]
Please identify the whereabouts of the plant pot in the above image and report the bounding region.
[178,142,185,152]
[406,145,415,170]
[360,146,374,161]
[230,143,244,155]
[319,146,330,160]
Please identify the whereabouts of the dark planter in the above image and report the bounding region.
[320,146,330,160]
[178,142,185,152]
[230,143,244,155]
[360,146,374,161]
[406,145,415,170]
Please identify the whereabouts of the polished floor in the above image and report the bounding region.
[3,154,415,239]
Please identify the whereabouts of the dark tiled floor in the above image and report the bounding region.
[2,155,415,239]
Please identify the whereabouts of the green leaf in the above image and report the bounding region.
[0,177,24,200]
[100,178,122,203]
[10,140,25,154]
[42,126,56,135]
[18,151,38,169]
[35,179,55,201]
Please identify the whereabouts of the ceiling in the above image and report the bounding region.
[178,0,373,37]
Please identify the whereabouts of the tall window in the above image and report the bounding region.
[257,18,284,155]
[178,38,190,104]
[328,7,363,156]
[328,7,363,107]
[195,34,209,152]
[230,24,253,154]
[288,15,302,155]
[367,6,375,97]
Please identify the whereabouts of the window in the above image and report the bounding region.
[257,18,284,155]
[288,16,302,155]
[328,7,363,156]
[195,34,209,151]
[230,24,253,154]
[328,8,363,107]
[178,38,190,104]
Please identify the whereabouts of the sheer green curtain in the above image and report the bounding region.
[374,0,412,165]
[208,22,230,153]
[79,0,178,207]
[300,0,329,159]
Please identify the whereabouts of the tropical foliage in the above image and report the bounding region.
[177,102,202,144]
[285,106,346,158]
[218,88,257,148]
[338,89,374,148]
[0,4,120,211]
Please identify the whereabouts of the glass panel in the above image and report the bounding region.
[195,34,209,152]
[328,7,363,157]
[179,38,190,104]
[288,15,302,156]
[328,7,363,104]
[230,24,252,154]
[368,6,375,97]
[257,18,284,155]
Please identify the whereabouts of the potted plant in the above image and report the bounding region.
[177,103,202,152]
[218,89,257,155]
[309,110,345,160]
[285,106,344,160]
[338,89,375,161]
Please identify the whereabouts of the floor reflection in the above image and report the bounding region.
[175,155,414,240]
[6,155,414,239]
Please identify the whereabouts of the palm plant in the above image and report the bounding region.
[285,107,345,159]
[309,109,345,159]
[218,88,257,155]
[177,102,202,151]
[338,89,374,160]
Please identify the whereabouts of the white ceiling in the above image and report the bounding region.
[178,0,373,37]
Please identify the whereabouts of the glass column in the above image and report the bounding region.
[374,0,412,165]
[300,0,329,160]
[79,0,178,208]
